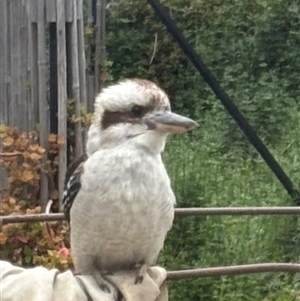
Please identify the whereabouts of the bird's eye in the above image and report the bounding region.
[131,105,144,118]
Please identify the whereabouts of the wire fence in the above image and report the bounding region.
[1,206,300,280]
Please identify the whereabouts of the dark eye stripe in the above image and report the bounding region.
[101,100,170,130]
[101,111,131,130]
[101,110,148,130]
[101,103,151,129]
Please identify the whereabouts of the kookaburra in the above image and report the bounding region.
[62,79,197,290]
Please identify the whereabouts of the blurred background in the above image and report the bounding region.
[1,0,300,300]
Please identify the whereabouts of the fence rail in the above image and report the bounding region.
[167,263,300,280]
[2,207,300,226]
[1,207,300,281]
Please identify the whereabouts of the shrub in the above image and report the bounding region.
[0,124,72,270]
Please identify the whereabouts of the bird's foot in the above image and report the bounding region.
[134,263,148,284]
[93,272,111,293]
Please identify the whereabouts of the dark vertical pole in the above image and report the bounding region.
[49,22,58,134]
[92,0,96,24]
[66,23,73,98]
[65,22,74,163]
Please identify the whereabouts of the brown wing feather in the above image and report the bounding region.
[63,153,87,222]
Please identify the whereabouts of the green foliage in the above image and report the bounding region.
[105,0,300,152]
[102,0,300,299]
[159,108,300,301]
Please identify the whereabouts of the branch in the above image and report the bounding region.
[1,213,65,225]
[149,32,158,64]
[0,152,23,157]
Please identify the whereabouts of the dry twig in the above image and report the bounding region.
[149,32,158,64]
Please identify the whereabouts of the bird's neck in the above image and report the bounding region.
[133,131,167,154]
[86,124,167,156]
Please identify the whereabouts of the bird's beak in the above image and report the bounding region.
[144,111,198,134]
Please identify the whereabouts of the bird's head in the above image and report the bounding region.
[87,79,198,155]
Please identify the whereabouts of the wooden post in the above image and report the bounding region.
[77,0,87,144]
[20,0,29,131]
[49,23,58,135]
[46,0,56,22]
[29,1,39,134]
[9,1,20,128]
[57,0,68,209]
[0,0,5,124]
[65,0,73,23]
[70,0,83,157]
[37,0,49,210]
[4,0,11,124]
[95,0,101,93]
[95,0,103,93]
[0,0,9,125]
[100,0,106,90]
[0,0,7,194]
[26,1,37,131]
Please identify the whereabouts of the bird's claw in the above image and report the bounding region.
[134,263,147,284]
[93,272,111,293]
[100,282,111,293]
[134,274,144,284]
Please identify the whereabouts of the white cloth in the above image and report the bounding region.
[0,261,168,301]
